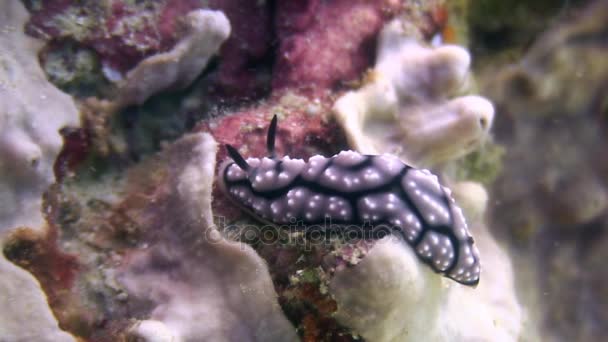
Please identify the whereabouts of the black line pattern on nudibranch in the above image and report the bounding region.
[220,116,481,286]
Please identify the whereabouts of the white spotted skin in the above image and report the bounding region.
[221,150,481,286]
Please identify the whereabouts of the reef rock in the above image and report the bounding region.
[333,18,494,167]
[208,0,273,98]
[0,1,80,232]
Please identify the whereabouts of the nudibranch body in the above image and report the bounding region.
[220,116,480,286]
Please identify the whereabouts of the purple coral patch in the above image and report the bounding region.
[273,0,401,94]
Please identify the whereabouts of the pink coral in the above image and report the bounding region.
[27,0,271,98]
[209,0,273,98]
[27,0,409,98]
[273,0,402,95]
[27,0,184,72]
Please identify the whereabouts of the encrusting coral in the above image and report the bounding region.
[1,1,530,341]
[0,1,80,232]
[333,18,494,167]
[4,132,298,341]
[120,133,297,341]
[115,9,230,107]
[272,0,402,94]
[326,16,522,341]
[328,180,521,341]
[0,1,79,340]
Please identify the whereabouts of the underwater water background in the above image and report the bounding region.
[1,0,606,341]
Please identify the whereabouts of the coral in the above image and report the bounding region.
[486,0,608,235]
[329,184,521,341]
[50,8,230,161]
[333,18,494,167]
[27,0,273,99]
[2,0,538,340]
[119,133,297,341]
[208,0,273,98]
[115,9,230,106]
[0,1,79,232]
[27,0,182,73]
[5,132,297,340]
[322,16,521,341]
[0,1,79,340]
[0,255,75,341]
[272,0,402,95]
[41,41,110,98]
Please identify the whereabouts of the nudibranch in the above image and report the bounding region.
[219,116,480,286]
